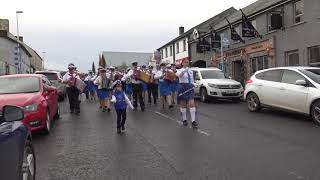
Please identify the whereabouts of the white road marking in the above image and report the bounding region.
[154,111,211,137]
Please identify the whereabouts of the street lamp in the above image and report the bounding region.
[16,11,23,74]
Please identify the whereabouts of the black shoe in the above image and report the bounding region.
[75,111,80,116]
[117,128,121,134]
[192,121,198,128]
[107,108,111,112]
[183,120,188,126]
[169,105,174,109]
[70,110,74,114]
[121,126,125,131]
[102,108,106,112]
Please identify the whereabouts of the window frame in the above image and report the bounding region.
[176,42,180,54]
[165,48,168,58]
[286,50,299,66]
[308,45,320,65]
[169,45,173,56]
[250,55,269,75]
[259,69,283,82]
[293,0,304,24]
[183,40,187,51]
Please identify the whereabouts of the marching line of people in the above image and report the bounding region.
[62,58,198,134]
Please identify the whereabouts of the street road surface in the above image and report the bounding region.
[33,98,320,180]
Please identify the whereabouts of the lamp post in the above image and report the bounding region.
[42,52,46,70]
[16,11,23,74]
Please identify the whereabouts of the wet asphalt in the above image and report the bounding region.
[32,97,320,180]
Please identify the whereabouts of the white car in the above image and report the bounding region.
[244,67,320,125]
[35,71,66,101]
[192,68,244,103]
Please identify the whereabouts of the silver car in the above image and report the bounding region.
[35,71,67,101]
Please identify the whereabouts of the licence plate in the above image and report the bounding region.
[225,90,236,94]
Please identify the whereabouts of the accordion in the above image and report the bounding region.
[139,71,151,83]
[165,71,177,82]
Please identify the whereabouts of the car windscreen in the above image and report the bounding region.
[300,69,320,84]
[0,77,40,94]
[200,70,226,79]
[38,73,58,81]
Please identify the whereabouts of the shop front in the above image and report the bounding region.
[211,39,274,85]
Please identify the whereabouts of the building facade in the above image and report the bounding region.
[0,19,43,75]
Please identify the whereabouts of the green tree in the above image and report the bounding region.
[92,61,96,74]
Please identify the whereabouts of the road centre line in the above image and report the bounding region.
[154,111,211,137]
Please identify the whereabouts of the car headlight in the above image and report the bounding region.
[208,83,219,88]
[24,104,38,112]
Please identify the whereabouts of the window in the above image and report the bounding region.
[176,42,180,54]
[170,46,173,56]
[286,50,299,66]
[281,70,305,84]
[161,50,163,59]
[268,12,283,31]
[183,40,187,51]
[294,0,304,24]
[165,48,168,58]
[308,46,320,64]
[251,56,268,74]
[261,69,282,82]
[193,71,200,81]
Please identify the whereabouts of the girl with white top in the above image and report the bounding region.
[94,68,112,112]
[175,59,198,128]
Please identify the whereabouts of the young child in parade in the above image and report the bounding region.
[176,59,199,128]
[94,68,111,112]
[154,63,173,109]
[111,80,134,134]
[170,64,179,105]
[122,68,133,101]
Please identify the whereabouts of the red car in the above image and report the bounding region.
[0,74,60,134]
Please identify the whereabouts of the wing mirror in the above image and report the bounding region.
[2,105,24,122]
[296,80,307,87]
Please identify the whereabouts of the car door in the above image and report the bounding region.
[258,69,284,107]
[43,77,57,118]
[279,70,309,112]
[0,121,22,180]
[193,70,201,95]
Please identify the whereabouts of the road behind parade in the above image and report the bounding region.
[33,96,320,180]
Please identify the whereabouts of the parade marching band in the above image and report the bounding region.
[63,58,199,133]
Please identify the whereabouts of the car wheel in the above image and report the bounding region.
[200,88,208,103]
[247,93,261,112]
[311,100,320,125]
[43,111,51,135]
[21,140,36,180]
[54,103,60,120]
[232,98,241,103]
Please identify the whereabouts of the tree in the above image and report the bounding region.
[92,62,96,74]
[99,54,106,68]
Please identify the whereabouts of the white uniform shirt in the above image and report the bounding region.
[176,68,194,84]
[63,72,80,87]
[123,69,141,84]
[85,75,94,82]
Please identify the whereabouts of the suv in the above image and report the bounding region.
[244,67,320,125]
[36,71,66,100]
[192,68,244,103]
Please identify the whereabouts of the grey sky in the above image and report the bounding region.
[0,0,257,72]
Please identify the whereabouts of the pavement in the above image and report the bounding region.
[33,97,320,180]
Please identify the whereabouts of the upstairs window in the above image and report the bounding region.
[165,48,168,58]
[294,0,304,24]
[170,46,173,56]
[183,40,187,51]
[176,42,180,54]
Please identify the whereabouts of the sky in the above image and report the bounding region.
[0,0,257,72]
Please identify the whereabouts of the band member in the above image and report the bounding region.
[154,63,173,109]
[62,63,81,115]
[122,68,133,101]
[176,59,198,128]
[140,65,148,102]
[85,71,96,100]
[123,62,145,111]
[147,65,158,105]
[111,80,134,134]
[94,68,111,112]
[170,64,179,105]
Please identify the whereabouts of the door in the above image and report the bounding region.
[193,70,201,95]
[279,70,309,112]
[233,60,245,86]
[258,69,284,107]
[0,122,21,180]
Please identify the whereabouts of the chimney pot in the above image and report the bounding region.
[179,26,184,36]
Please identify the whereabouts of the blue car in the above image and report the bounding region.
[0,105,36,180]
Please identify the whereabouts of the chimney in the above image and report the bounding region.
[179,26,184,36]
[0,19,9,32]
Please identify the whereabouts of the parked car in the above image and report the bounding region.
[191,68,244,102]
[35,71,66,101]
[0,74,60,134]
[244,67,320,125]
[0,105,36,180]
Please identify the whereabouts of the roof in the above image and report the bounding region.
[102,51,152,67]
[158,7,237,50]
[214,0,286,30]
